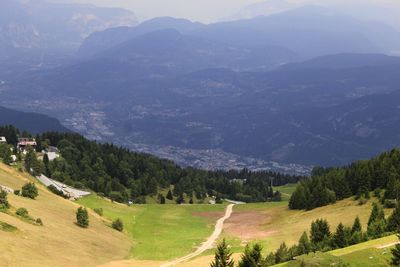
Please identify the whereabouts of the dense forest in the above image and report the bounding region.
[289,148,400,210]
[0,125,303,203]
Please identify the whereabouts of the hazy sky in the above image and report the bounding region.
[64,0,265,22]
[53,0,400,25]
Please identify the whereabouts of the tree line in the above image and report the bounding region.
[289,148,400,210]
[0,125,304,203]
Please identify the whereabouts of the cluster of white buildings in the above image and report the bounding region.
[0,137,59,162]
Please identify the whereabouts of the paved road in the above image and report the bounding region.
[36,174,91,198]
[160,204,235,267]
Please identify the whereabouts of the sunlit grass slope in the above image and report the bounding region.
[77,194,227,260]
[0,163,131,267]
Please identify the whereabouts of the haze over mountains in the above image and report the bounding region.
[2,1,400,170]
[0,0,137,62]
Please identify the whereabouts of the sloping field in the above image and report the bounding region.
[0,163,131,267]
[225,197,388,252]
[77,194,227,261]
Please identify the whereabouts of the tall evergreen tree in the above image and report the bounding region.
[275,242,289,263]
[387,203,400,232]
[297,232,312,255]
[392,234,400,266]
[333,223,347,248]
[368,203,385,226]
[210,239,234,267]
[166,189,173,200]
[237,244,263,267]
[310,219,331,245]
[351,216,362,234]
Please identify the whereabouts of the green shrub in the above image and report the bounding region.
[16,208,29,218]
[0,190,10,209]
[112,218,123,232]
[76,207,89,228]
[0,221,18,232]
[358,196,367,206]
[93,208,103,216]
[36,218,43,226]
[47,185,67,198]
[13,190,20,196]
[21,183,38,199]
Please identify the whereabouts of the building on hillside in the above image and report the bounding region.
[46,152,59,161]
[17,138,37,150]
[0,137,6,144]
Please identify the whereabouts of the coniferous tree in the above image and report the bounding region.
[176,194,185,204]
[264,252,276,266]
[310,219,331,245]
[387,203,400,232]
[351,216,362,233]
[166,189,173,200]
[333,223,347,248]
[392,234,400,266]
[275,242,289,263]
[210,239,234,267]
[297,232,312,255]
[237,244,263,267]
[367,203,386,237]
[368,203,385,226]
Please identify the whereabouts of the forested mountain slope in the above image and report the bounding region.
[0,106,70,134]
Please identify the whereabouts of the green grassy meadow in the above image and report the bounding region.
[77,194,226,260]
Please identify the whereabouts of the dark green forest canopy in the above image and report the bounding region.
[290,148,400,210]
[0,125,303,203]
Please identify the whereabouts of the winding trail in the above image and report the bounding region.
[160,204,235,267]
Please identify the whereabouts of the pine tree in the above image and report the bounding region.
[176,194,185,204]
[367,203,386,237]
[351,216,362,233]
[237,244,263,267]
[368,203,385,226]
[210,239,234,267]
[310,219,331,245]
[297,232,312,255]
[387,203,400,232]
[392,234,400,266]
[166,189,173,200]
[333,223,347,248]
[275,242,289,263]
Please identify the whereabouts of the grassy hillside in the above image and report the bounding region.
[276,235,397,266]
[223,197,385,253]
[77,194,227,260]
[0,163,131,267]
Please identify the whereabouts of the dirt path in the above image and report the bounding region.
[160,204,235,267]
[377,242,399,249]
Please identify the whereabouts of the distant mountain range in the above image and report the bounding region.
[0,106,70,134]
[79,6,400,63]
[0,0,137,61]
[3,5,400,167]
